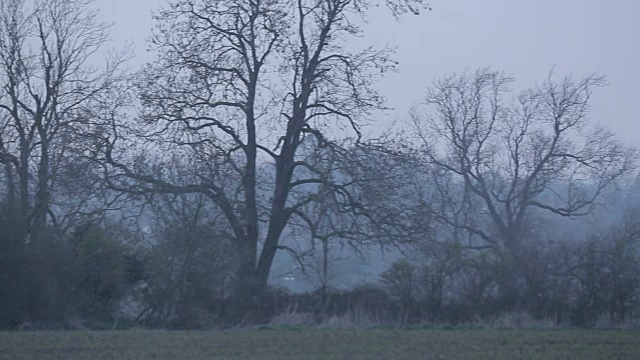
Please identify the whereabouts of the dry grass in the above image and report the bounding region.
[467,311,557,329]
[1,328,639,359]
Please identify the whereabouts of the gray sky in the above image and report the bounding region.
[96,0,639,147]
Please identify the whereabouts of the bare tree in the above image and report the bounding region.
[97,0,427,308]
[409,68,636,306]
[0,0,127,241]
[135,191,236,327]
[380,258,419,324]
[570,207,640,324]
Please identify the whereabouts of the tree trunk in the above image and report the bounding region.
[32,139,50,244]
[233,234,259,310]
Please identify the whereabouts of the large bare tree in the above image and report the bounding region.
[98,0,427,305]
[409,68,636,305]
[0,0,127,242]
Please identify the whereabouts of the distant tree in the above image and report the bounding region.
[136,192,236,327]
[409,68,636,308]
[276,140,426,306]
[97,0,427,310]
[381,258,418,324]
[571,207,640,325]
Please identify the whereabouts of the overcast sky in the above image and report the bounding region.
[95,0,639,147]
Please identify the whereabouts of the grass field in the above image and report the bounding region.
[1,328,639,359]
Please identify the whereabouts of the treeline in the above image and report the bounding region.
[2,197,638,329]
[0,0,638,330]
[378,210,640,327]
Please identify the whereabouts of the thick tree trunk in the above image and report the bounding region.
[234,234,259,302]
[254,138,297,292]
[231,131,299,320]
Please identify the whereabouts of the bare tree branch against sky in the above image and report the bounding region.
[96,0,639,146]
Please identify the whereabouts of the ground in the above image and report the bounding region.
[1,328,639,359]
